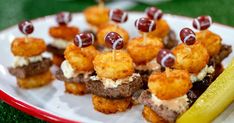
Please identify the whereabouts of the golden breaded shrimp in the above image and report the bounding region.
[93,50,134,79]
[64,44,99,71]
[142,19,170,39]
[49,25,79,41]
[196,30,222,56]
[172,42,209,73]
[84,6,109,27]
[148,69,192,100]
[11,37,46,57]
[97,23,129,47]
[127,37,163,65]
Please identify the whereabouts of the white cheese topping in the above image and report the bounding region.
[61,60,76,79]
[51,39,72,49]
[13,55,43,68]
[61,60,93,79]
[90,73,140,89]
[151,94,189,113]
[190,65,215,83]
[135,58,161,71]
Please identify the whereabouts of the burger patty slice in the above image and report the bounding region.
[8,58,52,79]
[86,75,143,99]
[47,44,65,55]
[55,69,95,83]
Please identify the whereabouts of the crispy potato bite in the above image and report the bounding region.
[49,26,79,41]
[92,95,131,114]
[84,6,109,27]
[93,50,134,79]
[52,54,65,67]
[142,106,168,123]
[97,23,129,47]
[172,43,209,73]
[196,30,222,56]
[127,37,163,64]
[146,19,170,39]
[64,82,87,95]
[11,37,46,57]
[148,69,192,100]
[64,44,99,71]
[17,71,53,89]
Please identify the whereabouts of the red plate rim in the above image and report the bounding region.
[0,12,234,123]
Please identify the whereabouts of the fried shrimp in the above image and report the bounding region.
[92,95,131,114]
[93,50,134,79]
[11,37,46,57]
[148,69,192,100]
[49,26,79,41]
[146,19,170,39]
[84,6,109,27]
[127,37,163,64]
[64,44,99,71]
[172,42,209,73]
[196,30,222,56]
[97,23,129,47]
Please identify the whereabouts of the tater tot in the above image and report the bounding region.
[49,26,79,41]
[64,82,87,95]
[97,23,129,47]
[142,106,167,123]
[172,42,209,73]
[11,37,46,57]
[127,37,163,64]
[148,69,192,100]
[144,19,170,39]
[84,6,109,27]
[196,30,222,56]
[93,50,134,79]
[64,44,99,71]
[92,95,131,114]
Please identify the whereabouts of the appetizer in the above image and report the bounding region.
[8,21,53,89]
[133,49,192,122]
[56,32,98,95]
[47,12,79,66]
[97,8,129,49]
[87,32,143,114]
[83,0,109,29]
[127,17,163,88]
[145,7,178,49]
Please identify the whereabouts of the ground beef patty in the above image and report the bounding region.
[47,44,65,55]
[86,75,143,99]
[8,58,52,79]
[55,69,95,83]
[133,90,180,123]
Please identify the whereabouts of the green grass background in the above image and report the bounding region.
[0,0,233,122]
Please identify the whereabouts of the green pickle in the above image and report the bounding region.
[177,59,234,123]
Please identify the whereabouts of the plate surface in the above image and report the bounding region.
[0,12,234,123]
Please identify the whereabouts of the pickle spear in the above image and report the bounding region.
[177,59,234,123]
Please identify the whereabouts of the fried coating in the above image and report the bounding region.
[148,69,192,100]
[196,30,222,56]
[145,19,170,39]
[127,37,163,64]
[92,95,132,114]
[49,25,79,41]
[172,42,209,73]
[93,50,134,79]
[11,37,46,57]
[64,44,99,71]
[97,23,129,47]
[64,82,87,95]
[84,6,109,27]
[52,54,65,67]
[142,106,168,123]
[17,70,53,89]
